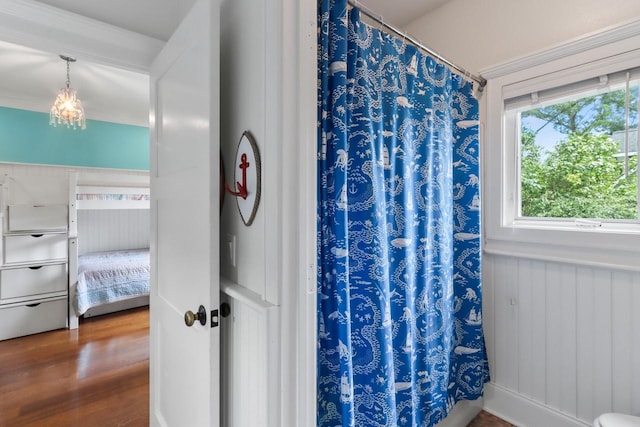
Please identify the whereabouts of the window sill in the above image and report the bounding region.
[484,229,640,272]
[512,219,640,234]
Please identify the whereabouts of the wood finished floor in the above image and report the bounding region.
[0,307,509,426]
[0,307,149,427]
[467,410,515,427]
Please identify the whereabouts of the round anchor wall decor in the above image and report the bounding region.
[224,131,261,226]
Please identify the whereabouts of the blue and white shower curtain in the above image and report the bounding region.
[317,1,489,426]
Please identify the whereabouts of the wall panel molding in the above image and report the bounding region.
[483,252,640,426]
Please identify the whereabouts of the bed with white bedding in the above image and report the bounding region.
[68,171,151,329]
[73,248,150,317]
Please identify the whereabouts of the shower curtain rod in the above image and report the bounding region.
[348,0,487,92]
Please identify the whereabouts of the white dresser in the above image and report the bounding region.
[0,176,69,341]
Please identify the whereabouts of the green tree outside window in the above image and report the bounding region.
[520,86,639,220]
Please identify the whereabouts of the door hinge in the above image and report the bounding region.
[211,309,219,328]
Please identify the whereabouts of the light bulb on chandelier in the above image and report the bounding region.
[50,55,86,130]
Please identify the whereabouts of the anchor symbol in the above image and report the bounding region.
[225,153,249,199]
[349,183,357,194]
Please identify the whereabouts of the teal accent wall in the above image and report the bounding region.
[0,106,149,170]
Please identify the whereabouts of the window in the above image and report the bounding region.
[483,22,640,268]
[508,71,639,223]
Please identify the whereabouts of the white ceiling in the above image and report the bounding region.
[34,0,196,42]
[0,0,448,127]
[32,0,448,40]
[357,0,450,28]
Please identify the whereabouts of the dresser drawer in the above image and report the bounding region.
[0,297,67,341]
[4,234,67,264]
[0,264,67,300]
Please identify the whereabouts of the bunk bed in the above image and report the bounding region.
[68,172,150,329]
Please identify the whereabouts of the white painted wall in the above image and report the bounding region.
[218,2,275,421]
[405,0,640,74]
[219,0,268,300]
[219,1,317,426]
[406,2,640,426]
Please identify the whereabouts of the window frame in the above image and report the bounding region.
[482,19,640,270]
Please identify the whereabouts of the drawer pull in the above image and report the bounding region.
[26,303,41,308]
[30,234,44,238]
[28,266,44,270]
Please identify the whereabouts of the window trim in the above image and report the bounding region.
[482,18,640,271]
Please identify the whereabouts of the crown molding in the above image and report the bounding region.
[480,17,640,79]
[0,0,165,73]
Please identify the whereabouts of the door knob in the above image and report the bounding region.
[184,305,207,327]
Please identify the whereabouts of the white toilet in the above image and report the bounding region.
[594,413,640,427]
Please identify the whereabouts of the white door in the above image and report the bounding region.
[149,0,220,425]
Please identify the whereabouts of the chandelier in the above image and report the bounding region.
[50,55,86,130]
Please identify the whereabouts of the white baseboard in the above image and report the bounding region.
[483,383,592,427]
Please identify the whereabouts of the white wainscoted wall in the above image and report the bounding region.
[0,162,76,179]
[77,210,149,254]
[483,254,640,426]
[0,162,149,254]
